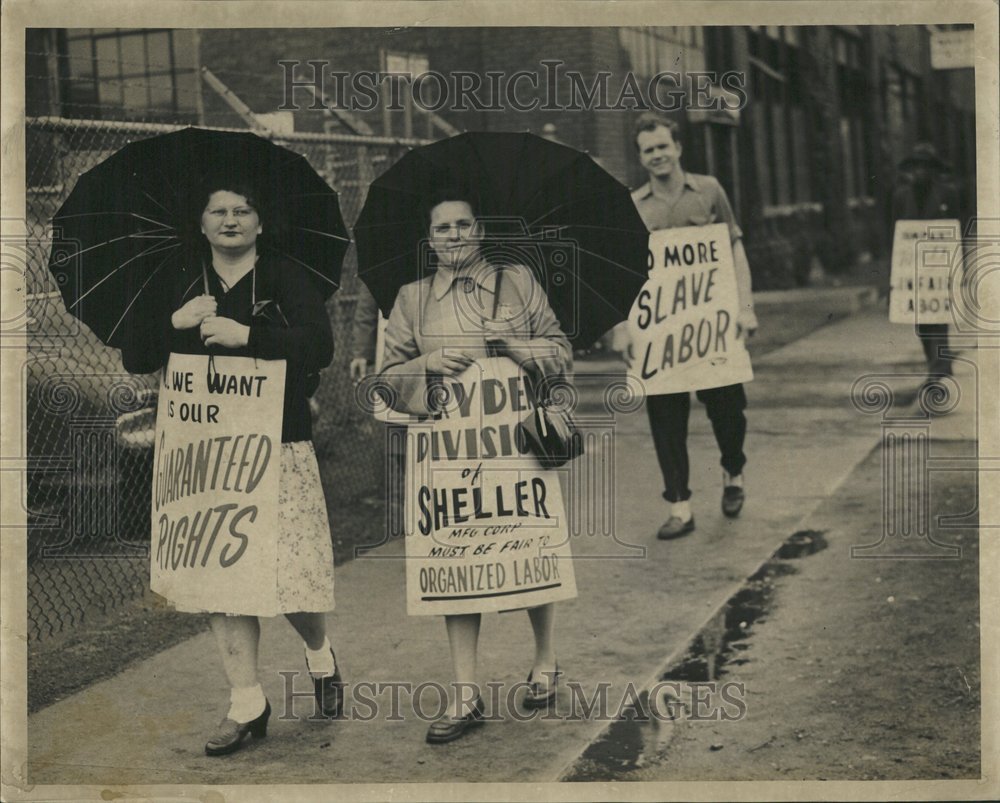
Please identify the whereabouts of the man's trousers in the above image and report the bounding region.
[645,383,748,503]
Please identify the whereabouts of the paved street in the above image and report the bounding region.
[26,298,978,786]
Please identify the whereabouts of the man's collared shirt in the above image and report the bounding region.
[632,172,743,242]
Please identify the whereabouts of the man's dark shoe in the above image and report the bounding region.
[657,515,695,540]
[722,485,745,518]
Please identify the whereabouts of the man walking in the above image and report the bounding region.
[628,113,757,540]
[890,142,961,387]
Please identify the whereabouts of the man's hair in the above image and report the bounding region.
[632,113,682,151]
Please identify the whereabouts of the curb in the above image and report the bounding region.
[753,284,880,315]
[547,439,883,781]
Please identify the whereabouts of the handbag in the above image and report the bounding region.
[489,266,584,469]
[518,400,584,469]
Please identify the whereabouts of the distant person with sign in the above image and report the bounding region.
[122,180,344,756]
[378,190,577,743]
[889,142,962,388]
[623,114,757,540]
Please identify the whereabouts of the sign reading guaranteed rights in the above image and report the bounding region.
[151,353,286,615]
[404,356,577,616]
[629,223,754,395]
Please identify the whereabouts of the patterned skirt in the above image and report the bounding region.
[170,441,336,616]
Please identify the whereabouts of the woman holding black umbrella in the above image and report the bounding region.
[378,188,576,743]
[50,127,351,757]
[355,131,649,744]
[119,178,345,755]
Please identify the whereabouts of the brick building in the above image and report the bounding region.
[26,24,977,289]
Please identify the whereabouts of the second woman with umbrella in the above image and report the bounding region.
[356,131,649,744]
[378,187,576,742]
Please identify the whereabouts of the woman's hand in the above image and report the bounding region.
[200,315,250,348]
[425,347,478,377]
[171,295,217,330]
[485,335,536,368]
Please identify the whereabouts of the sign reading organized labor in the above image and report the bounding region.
[628,223,754,395]
[404,356,576,616]
[889,219,960,325]
[151,353,286,614]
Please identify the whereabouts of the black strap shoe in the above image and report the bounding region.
[426,696,485,744]
[524,665,562,709]
[312,650,345,719]
[205,699,270,756]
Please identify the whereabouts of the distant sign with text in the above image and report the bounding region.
[930,30,975,70]
[889,219,961,325]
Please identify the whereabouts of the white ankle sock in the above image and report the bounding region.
[726,473,744,488]
[228,684,266,723]
[671,500,692,522]
[304,636,335,677]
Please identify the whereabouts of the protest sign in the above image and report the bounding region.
[150,353,286,615]
[404,356,576,616]
[628,223,753,395]
[889,219,961,324]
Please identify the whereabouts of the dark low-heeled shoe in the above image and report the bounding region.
[312,651,345,719]
[722,485,745,518]
[524,666,562,709]
[204,699,270,756]
[426,696,485,744]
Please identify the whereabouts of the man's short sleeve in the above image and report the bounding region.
[711,177,743,243]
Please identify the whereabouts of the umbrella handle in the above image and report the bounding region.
[491,265,503,320]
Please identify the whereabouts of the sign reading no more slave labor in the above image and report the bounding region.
[404,356,577,616]
[629,223,754,395]
[889,219,961,325]
[151,353,286,615]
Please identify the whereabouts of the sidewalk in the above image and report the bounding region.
[27,302,974,787]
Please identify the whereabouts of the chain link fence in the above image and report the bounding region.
[24,115,423,643]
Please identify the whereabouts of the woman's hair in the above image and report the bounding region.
[186,177,267,269]
[198,179,264,225]
[421,185,482,229]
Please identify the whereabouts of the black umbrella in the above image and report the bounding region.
[353,131,649,348]
[48,126,349,348]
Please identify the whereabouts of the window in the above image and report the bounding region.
[835,30,869,199]
[56,29,200,121]
[748,25,812,206]
[378,49,430,138]
[619,27,706,77]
